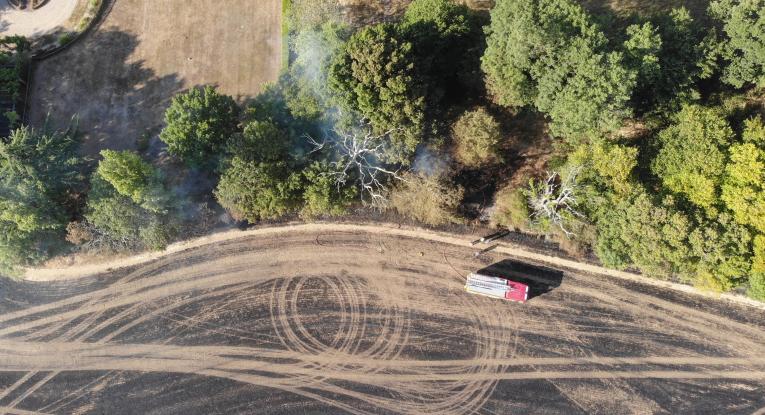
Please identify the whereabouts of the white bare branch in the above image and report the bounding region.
[528,167,584,237]
[305,123,406,208]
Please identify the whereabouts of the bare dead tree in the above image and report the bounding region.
[527,167,584,237]
[306,125,406,208]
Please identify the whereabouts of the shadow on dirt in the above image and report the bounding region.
[477,259,563,300]
[29,29,184,156]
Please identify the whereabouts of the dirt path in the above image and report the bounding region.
[26,222,765,311]
[3,227,765,413]
[0,0,79,37]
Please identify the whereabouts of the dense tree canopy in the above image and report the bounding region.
[215,158,302,222]
[652,105,734,210]
[329,23,426,164]
[482,0,635,140]
[0,125,83,272]
[159,86,240,168]
[721,117,765,232]
[710,0,765,88]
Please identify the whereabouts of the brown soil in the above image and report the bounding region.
[28,0,282,156]
[4,226,765,413]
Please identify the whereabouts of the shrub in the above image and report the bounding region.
[491,186,530,231]
[159,86,240,168]
[300,161,357,219]
[389,172,463,226]
[451,107,502,167]
[215,158,302,222]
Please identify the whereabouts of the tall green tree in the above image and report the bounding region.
[709,0,765,88]
[482,0,634,140]
[84,172,175,251]
[721,116,765,232]
[329,23,426,164]
[0,125,83,273]
[160,86,240,168]
[215,158,302,222]
[652,105,734,210]
[594,190,693,278]
[97,150,168,213]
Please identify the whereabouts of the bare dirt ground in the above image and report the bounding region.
[28,0,281,155]
[2,228,765,414]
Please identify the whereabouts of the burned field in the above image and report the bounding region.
[0,228,764,414]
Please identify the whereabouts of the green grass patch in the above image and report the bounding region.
[281,0,292,69]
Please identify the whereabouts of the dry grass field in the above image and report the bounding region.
[29,0,281,155]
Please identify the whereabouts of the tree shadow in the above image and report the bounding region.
[477,259,564,300]
[28,29,184,156]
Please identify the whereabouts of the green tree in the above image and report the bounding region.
[481,0,634,140]
[389,172,464,226]
[594,190,692,278]
[750,235,765,300]
[709,0,765,88]
[625,9,712,112]
[688,213,752,291]
[215,158,302,222]
[329,23,426,163]
[402,0,484,95]
[286,22,351,120]
[0,125,83,272]
[159,86,240,167]
[97,150,167,212]
[570,140,638,195]
[652,105,734,210]
[721,116,765,232]
[85,173,175,251]
[227,120,289,163]
[300,161,357,219]
[451,107,502,167]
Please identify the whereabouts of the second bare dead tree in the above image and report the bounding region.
[527,167,584,237]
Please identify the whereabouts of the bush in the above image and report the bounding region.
[215,158,302,222]
[97,150,167,212]
[389,172,463,226]
[491,186,529,231]
[300,161,357,219]
[84,173,176,251]
[750,273,765,301]
[451,107,502,167]
[159,86,240,168]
